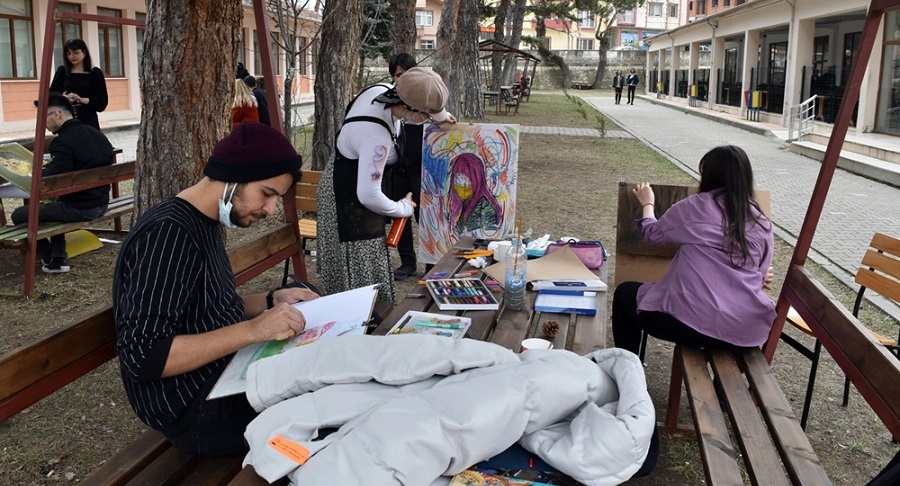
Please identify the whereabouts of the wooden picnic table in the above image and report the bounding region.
[372,236,608,354]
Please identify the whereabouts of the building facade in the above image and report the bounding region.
[0,0,319,125]
[645,0,900,136]
[609,1,690,51]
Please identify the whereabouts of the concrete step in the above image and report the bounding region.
[790,140,900,188]
[804,131,900,165]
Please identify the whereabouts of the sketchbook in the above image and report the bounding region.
[533,289,598,315]
[207,284,378,399]
[387,310,473,340]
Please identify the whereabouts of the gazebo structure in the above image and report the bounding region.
[478,39,540,115]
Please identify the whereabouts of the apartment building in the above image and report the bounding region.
[608,1,690,50]
[687,0,750,21]
[0,0,319,125]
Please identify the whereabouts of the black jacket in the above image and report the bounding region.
[253,88,271,126]
[45,118,115,209]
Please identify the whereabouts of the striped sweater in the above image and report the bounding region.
[113,197,244,433]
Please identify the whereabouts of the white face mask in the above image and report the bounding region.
[218,183,238,229]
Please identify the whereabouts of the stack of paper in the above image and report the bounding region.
[533,289,598,315]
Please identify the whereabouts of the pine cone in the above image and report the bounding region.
[542,320,560,339]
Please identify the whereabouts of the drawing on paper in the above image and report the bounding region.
[418,123,519,264]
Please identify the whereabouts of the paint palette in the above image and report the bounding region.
[424,278,500,311]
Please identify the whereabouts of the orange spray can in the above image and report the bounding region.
[386,217,408,248]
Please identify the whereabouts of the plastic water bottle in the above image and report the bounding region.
[504,239,527,311]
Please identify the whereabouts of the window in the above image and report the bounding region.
[54,3,81,68]
[768,41,787,85]
[420,39,434,50]
[0,0,36,78]
[576,38,594,50]
[298,36,307,75]
[136,12,145,73]
[668,4,678,17]
[254,31,281,76]
[543,37,551,49]
[578,10,594,28]
[842,31,861,87]
[812,36,828,79]
[415,10,432,27]
[618,9,636,25]
[649,3,663,17]
[97,7,123,76]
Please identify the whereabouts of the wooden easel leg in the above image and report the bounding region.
[666,346,684,428]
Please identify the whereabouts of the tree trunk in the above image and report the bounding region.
[501,0,527,85]
[310,0,364,171]
[592,29,612,89]
[534,18,571,89]
[391,0,417,55]
[135,0,242,217]
[490,0,510,91]
[433,0,460,118]
[458,0,483,118]
[283,68,294,133]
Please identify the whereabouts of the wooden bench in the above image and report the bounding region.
[0,222,350,486]
[295,169,321,259]
[0,157,135,297]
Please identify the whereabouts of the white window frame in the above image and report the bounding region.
[415,10,433,27]
[649,3,663,17]
[420,39,435,50]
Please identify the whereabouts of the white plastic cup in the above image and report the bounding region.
[493,241,512,261]
[521,338,553,352]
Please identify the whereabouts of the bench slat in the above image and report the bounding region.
[122,445,199,486]
[679,347,744,486]
[40,161,135,198]
[175,455,244,486]
[709,350,791,486]
[81,430,172,486]
[227,466,287,486]
[0,195,134,246]
[228,223,297,278]
[0,307,116,419]
[741,348,832,485]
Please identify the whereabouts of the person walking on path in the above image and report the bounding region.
[48,38,108,131]
[612,70,626,105]
[626,68,639,105]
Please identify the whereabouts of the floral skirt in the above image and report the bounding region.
[316,156,395,304]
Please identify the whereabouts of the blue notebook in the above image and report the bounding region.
[533,289,597,315]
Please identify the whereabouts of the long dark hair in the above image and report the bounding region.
[62,38,93,73]
[698,145,768,266]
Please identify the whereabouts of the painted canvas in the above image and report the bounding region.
[418,123,519,264]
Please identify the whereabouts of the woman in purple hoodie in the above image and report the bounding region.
[612,145,775,354]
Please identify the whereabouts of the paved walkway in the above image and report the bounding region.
[582,95,900,320]
[519,125,632,138]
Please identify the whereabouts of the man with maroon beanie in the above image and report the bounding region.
[113,122,316,455]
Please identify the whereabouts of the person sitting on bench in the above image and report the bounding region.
[612,145,775,354]
[13,92,114,274]
[113,122,318,456]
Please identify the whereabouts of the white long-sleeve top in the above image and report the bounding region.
[335,85,413,219]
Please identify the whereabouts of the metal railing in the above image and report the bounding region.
[788,95,817,142]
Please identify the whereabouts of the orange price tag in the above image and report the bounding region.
[268,435,310,465]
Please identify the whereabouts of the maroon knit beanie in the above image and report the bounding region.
[204,122,302,182]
